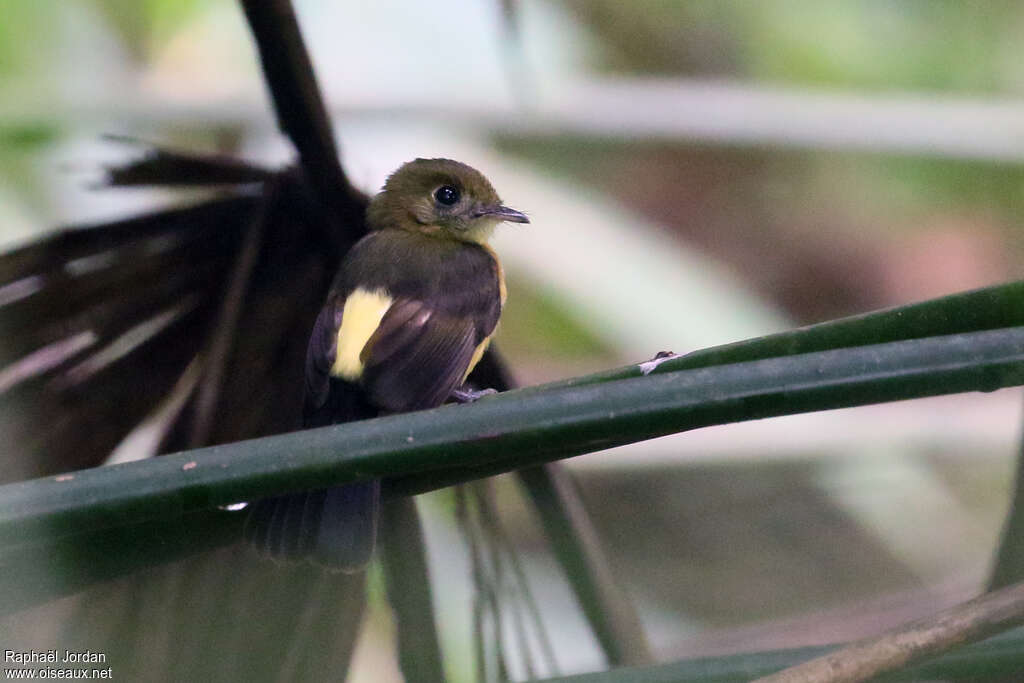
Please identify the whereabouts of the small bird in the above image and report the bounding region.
[244,158,529,571]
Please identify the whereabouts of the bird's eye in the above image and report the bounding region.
[434,185,460,206]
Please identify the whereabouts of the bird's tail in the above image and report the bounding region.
[244,480,380,573]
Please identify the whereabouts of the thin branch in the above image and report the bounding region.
[988,401,1024,590]
[753,580,1024,683]
[536,629,1024,683]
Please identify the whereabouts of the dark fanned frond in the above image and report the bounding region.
[0,146,367,481]
[102,138,278,187]
[159,184,364,451]
[0,197,255,480]
[2,1,418,676]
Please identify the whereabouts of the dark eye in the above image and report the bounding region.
[434,185,460,206]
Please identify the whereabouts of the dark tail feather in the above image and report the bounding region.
[244,481,380,573]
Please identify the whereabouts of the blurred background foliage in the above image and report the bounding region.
[572,0,1024,92]
[2,1,1024,680]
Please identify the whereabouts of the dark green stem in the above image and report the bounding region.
[3,326,1024,548]
[379,496,446,683]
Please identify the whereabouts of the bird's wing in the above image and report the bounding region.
[361,298,479,413]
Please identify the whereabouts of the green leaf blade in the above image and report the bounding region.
[3,325,1023,551]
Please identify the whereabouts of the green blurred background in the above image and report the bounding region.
[2,1,1024,680]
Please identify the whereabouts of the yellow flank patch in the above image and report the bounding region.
[331,288,393,380]
[463,336,492,382]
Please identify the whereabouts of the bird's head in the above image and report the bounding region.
[366,158,529,243]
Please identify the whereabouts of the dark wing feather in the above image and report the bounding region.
[358,299,431,368]
[302,303,339,418]
[362,299,478,412]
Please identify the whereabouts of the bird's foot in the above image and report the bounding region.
[451,386,499,403]
[638,350,681,375]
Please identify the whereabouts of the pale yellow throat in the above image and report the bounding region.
[331,288,393,381]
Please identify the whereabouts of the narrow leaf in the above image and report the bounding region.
[988,400,1024,590]
[379,496,446,683]
[2,326,1023,550]
[518,465,651,666]
[530,280,1024,391]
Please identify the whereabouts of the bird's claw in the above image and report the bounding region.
[451,387,499,403]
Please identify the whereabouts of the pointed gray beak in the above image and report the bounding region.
[476,205,530,224]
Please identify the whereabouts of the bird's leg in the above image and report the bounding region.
[451,385,499,403]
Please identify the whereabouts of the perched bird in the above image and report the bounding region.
[244,158,529,571]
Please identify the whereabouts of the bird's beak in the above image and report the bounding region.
[476,205,530,224]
